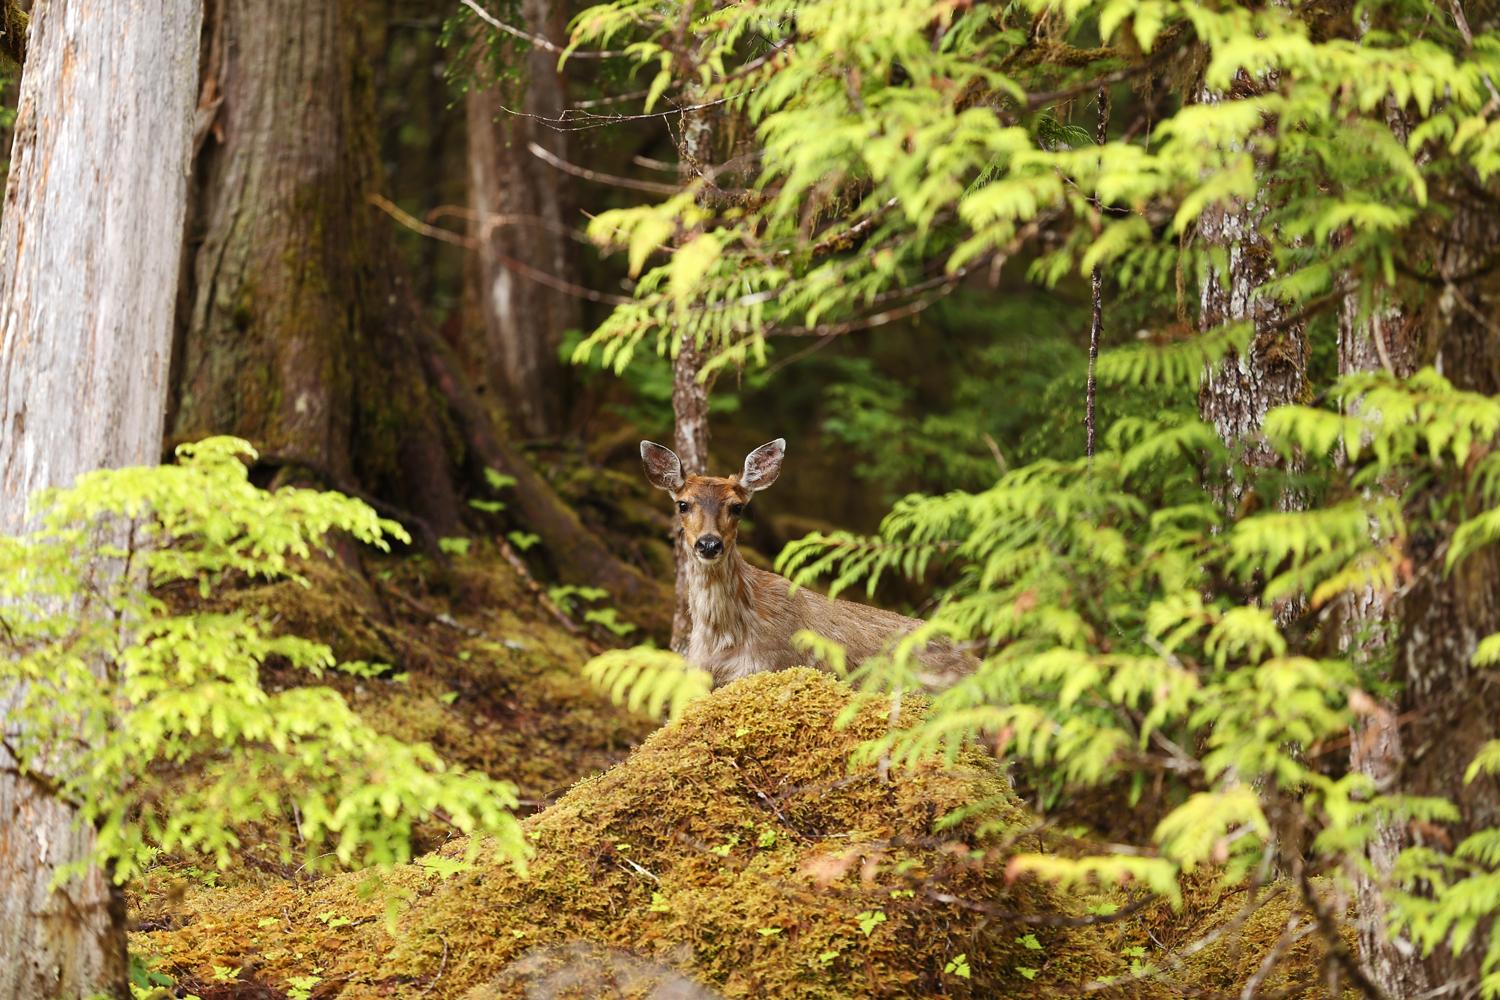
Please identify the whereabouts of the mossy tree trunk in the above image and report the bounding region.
[169,0,666,630]
[466,0,578,441]
[0,2,200,996]
[171,0,462,536]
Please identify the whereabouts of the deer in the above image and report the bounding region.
[640,438,973,688]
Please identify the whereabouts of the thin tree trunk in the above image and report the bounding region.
[466,0,577,441]
[1338,295,1427,998]
[0,2,200,996]
[170,0,461,536]
[670,335,711,654]
[668,102,714,655]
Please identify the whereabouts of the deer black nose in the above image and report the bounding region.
[695,535,724,559]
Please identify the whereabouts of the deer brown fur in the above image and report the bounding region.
[641,438,972,688]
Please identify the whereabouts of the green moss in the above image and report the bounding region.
[135,671,1137,998]
[129,553,1358,1000]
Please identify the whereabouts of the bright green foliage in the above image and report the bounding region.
[584,647,712,720]
[0,437,526,883]
[520,0,1500,984]
[768,371,1500,987]
[563,0,1500,387]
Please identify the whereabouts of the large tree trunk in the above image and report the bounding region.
[465,0,577,441]
[170,0,461,536]
[1393,180,1500,992]
[0,2,200,996]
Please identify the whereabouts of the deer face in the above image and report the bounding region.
[640,439,785,563]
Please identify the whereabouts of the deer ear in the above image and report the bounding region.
[739,438,786,493]
[640,441,685,492]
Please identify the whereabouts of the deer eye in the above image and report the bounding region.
[677,501,689,513]
[729,503,744,517]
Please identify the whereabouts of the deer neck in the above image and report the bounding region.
[684,545,757,654]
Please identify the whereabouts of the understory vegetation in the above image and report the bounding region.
[8,0,1500,996]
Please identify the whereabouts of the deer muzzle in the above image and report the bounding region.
[694,535,724,560]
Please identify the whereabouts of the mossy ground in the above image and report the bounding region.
[130,548,1357,1000]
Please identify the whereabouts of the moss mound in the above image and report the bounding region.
[131,667,1353,999]
[394,668,1114,999]
[134,670,1126,998]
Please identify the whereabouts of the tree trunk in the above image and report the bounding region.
[668,102,714,655]
[1393,180,1500,992]
[0,2,200,996]
[465,0,577,441]
[1338,294,1427,999]
[170,0,461,536]
[1196,199,1310,460]
[670,336,711,654]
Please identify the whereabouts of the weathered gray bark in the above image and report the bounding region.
[670,337,711,654]
[171,0,461,535]
[466,0,577,440]
[1337,294,1428,1000]
[1197,199,1309,459]
[0,2,201,997]
[668,102,714,655]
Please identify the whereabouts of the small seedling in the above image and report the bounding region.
[855,910,886,936]
[286,975,322,1000]
[484,469,517,490]
[647,892,671,913]
[757,927,783,936]
[1016,966,1039,980]
[944,953,972,978]
[438,537,471,556]
[507,531,541,551]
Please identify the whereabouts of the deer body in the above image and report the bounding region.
[642,438,971,688]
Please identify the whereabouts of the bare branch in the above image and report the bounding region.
[369,195,633,305]
[460,0,629,58]
[527,142,686,195]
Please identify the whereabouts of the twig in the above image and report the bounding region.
[1086,83,1110,462]
[619,855,660,882]
[461,0,629,58]
[498,90,750,132]
[417,935,449,996]
[370,194,632,305]
[528,142,685,195]
[1296,865,1387,1000]
[495,537,603,655]
[773,287,956,338]
[424,204,595,245]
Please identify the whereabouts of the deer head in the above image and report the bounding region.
[640,439,785,563]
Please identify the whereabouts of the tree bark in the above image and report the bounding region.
[1392,178,1500,992]
[466,0,577,440]
[1338,295,1427,999]
[668,101,714,655]
[670,335,711,653]
[0,2,200,996]
[1197,199,1310,461]
[170,0,462,536]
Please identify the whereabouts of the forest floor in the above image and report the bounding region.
[125,543,1352,1000]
